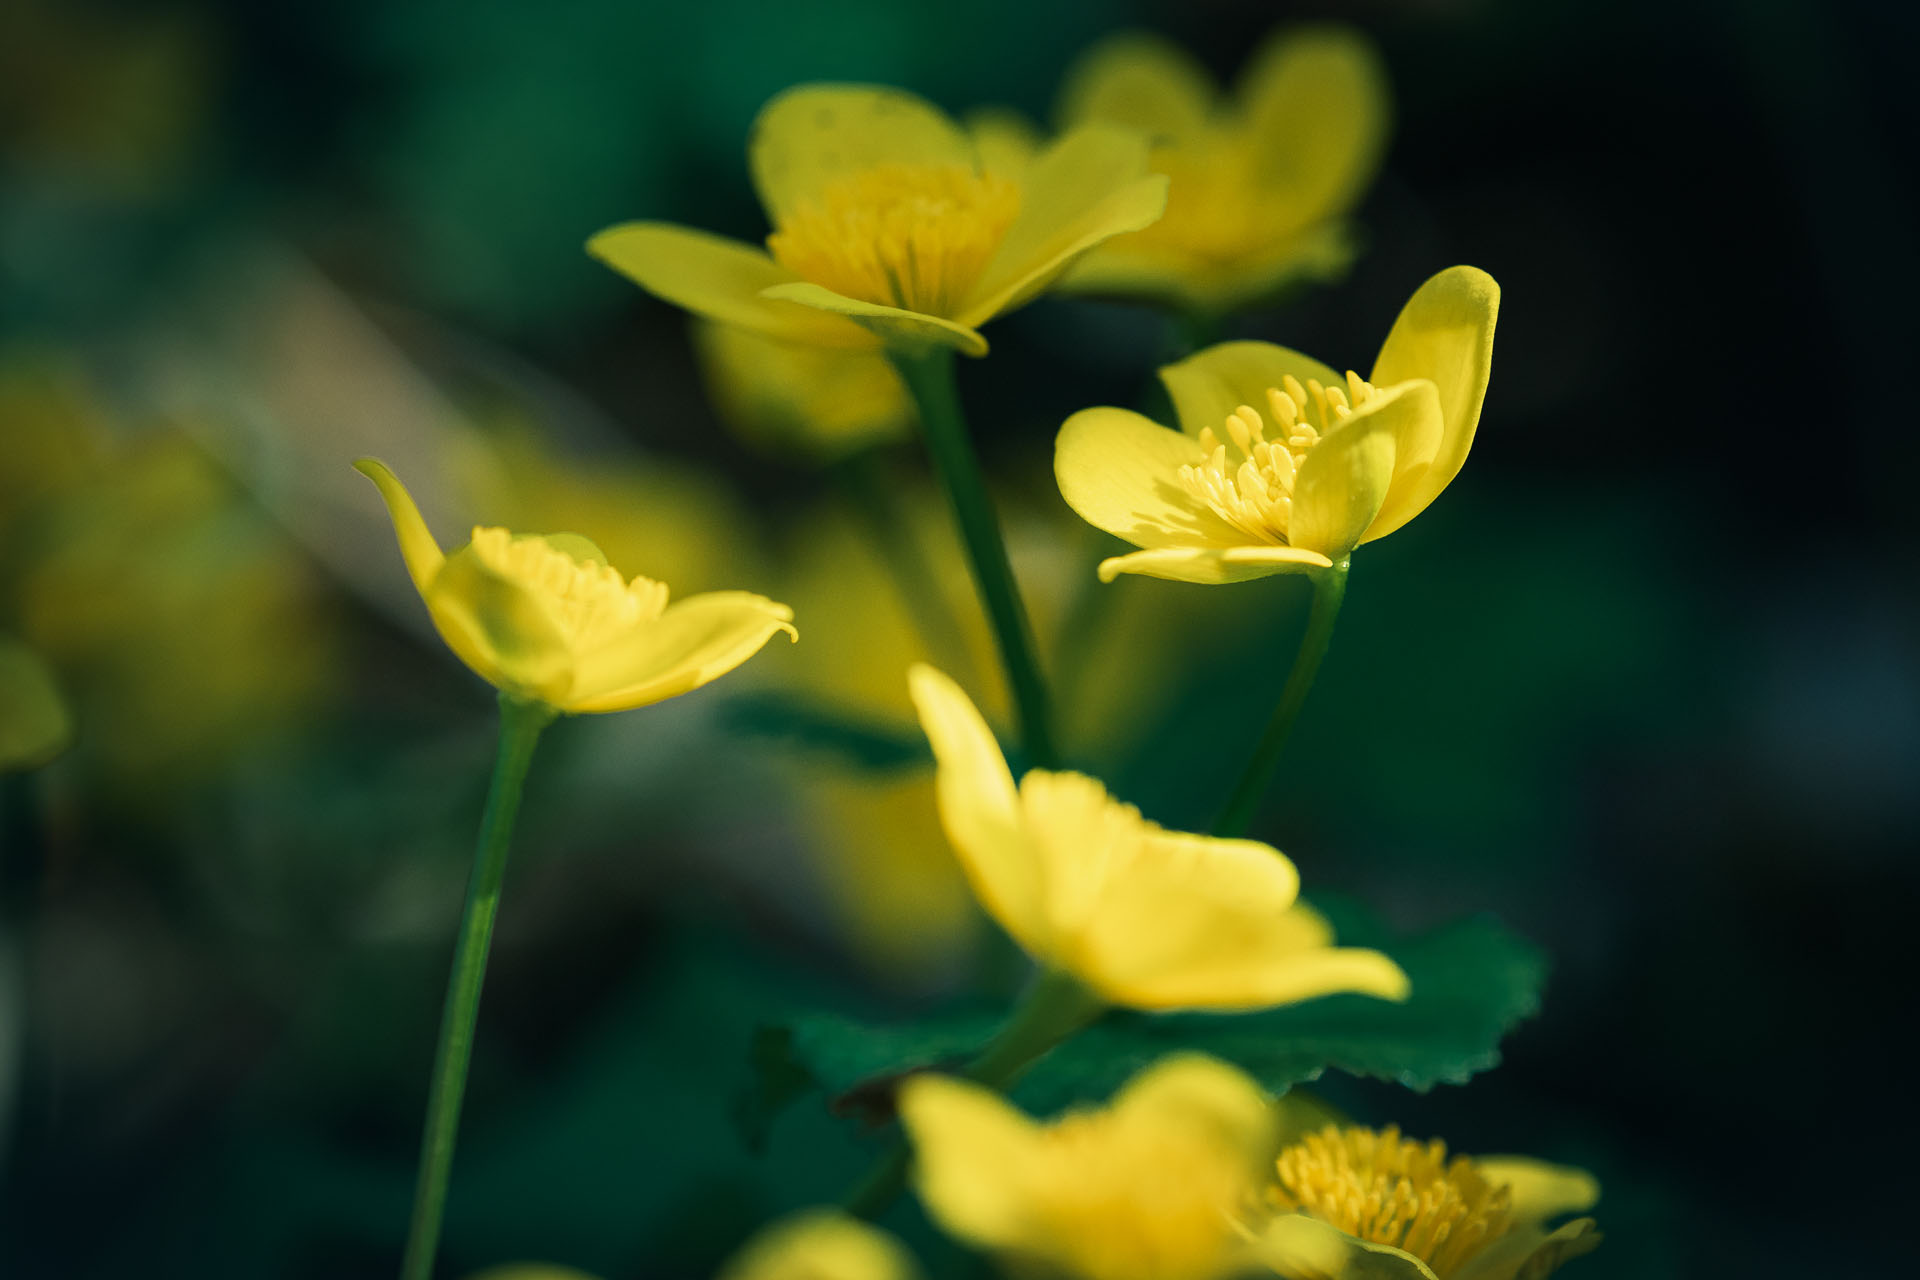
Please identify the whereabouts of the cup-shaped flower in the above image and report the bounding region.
[720,1211,920,1280]
[900,1053,1275,1280]
[1258,1125,1601,1280]
[692,320,915,461]
[1055,26,1390,314]
[588,85,1169,358]
[908,663,1407,1011]
[1055,265,1498,584]
[356,458,794,713]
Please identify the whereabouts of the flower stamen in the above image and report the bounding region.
[1269,1126,1514,1277]
[1176,372,1374,543]
[767,163,1022,317]
[468,527,670,652]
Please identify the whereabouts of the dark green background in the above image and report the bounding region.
[3,0,1916,1276]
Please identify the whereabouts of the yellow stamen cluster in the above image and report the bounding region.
[467,527,670,650]
[1177,371,1375,544]
[1269,1125,1514,1277]
[767,163,1021,316]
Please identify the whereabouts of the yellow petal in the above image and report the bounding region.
[898,1073,1044,1251]
[1450,1218,1601,1280]
[1159,341,1345,440]
[1057,32,1217,138]
[425,544,574,702]
[565,591,795,714]
[692,320,914,458]
[750,84,971,225]
[959,125,1169,327]
[1053,407,1243,550]
[1364,266,1500,539]
[907,664,1048,957]
[721,1211,920,1280]
[1290,380,1441,559]
[967,107,1042,178]
[354,457,447,594]
[0,638,73,772]
[1079,846,1407,1011]
[1104,1051,1275,1164]
[1473,1158,1599,1224]
[760,282,989,358]
[1096,545,1332,585]
[1238,26,1391,231]
[1258,1213,1440,1280]
[587,223,877,349]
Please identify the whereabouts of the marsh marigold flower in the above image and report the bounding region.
[1055,266,1498,584]
[1258,1125,1601,1280]
[1054,27,1390,314]
[900,1053,1274,1280]
[356,458,794,713]
[588,85,1169,358]
[909,663,1407,1011]
[720,1211,920,1280]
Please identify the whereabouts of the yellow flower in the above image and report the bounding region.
[355,458,794,713]
[692,320,915,460]
[1258,1125,1601,1280]
[1055,266,1498,584]
[720,1210,919,1280]
[908,663,1407,1011]
[900,1053,1275,1280]
[0,637,71,772]
[588,85,1169,358]
[1052,27,1390,315]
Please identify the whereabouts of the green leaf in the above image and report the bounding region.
[722,693,931,773]
[738,900,1547,1143]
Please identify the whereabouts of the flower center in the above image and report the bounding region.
[1269,1126,1514,1277]
[1177,371,1375,544]
[767,162,1022,317]
[468,527,669,651]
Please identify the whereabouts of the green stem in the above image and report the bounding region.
[1212,560,1350,838]
[399,694,554,1280]
[833,447,978,687]
[841,971,1102,1221]
[890,348,1057,768]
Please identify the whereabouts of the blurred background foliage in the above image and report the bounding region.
[2,0,1916,1277]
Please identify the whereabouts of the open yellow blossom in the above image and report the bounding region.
[0,637,72,772]
[356,458,794,713]
[588,85,1169,358]
[908,663,1407,1011]
[900,1053,1274,1280]
[1055,266,1498,584]
[720,1210,920,1280]
[1056,27,1390,314]
[693,321,915,460]
[1258,1125,1601,1280]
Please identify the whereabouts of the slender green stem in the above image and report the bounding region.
[890,348,1057,769]
[833,447,978,687]
[399,694,554,1280]
[841,971,1103,1221]
[1212,560,1350,838]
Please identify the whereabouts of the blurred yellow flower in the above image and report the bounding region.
[588,85,1168,357]
[900,1053,1273,1280]
[908,663,1407,1011]
[356,458,794,713]
[1055,28,1390,315]
[1056,266,1498,583]
[1258,1126,1601,1280]
[721,1210,919,1280]
[0,637,71,772]
[693,321,915,460]
[12,429,338,791]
